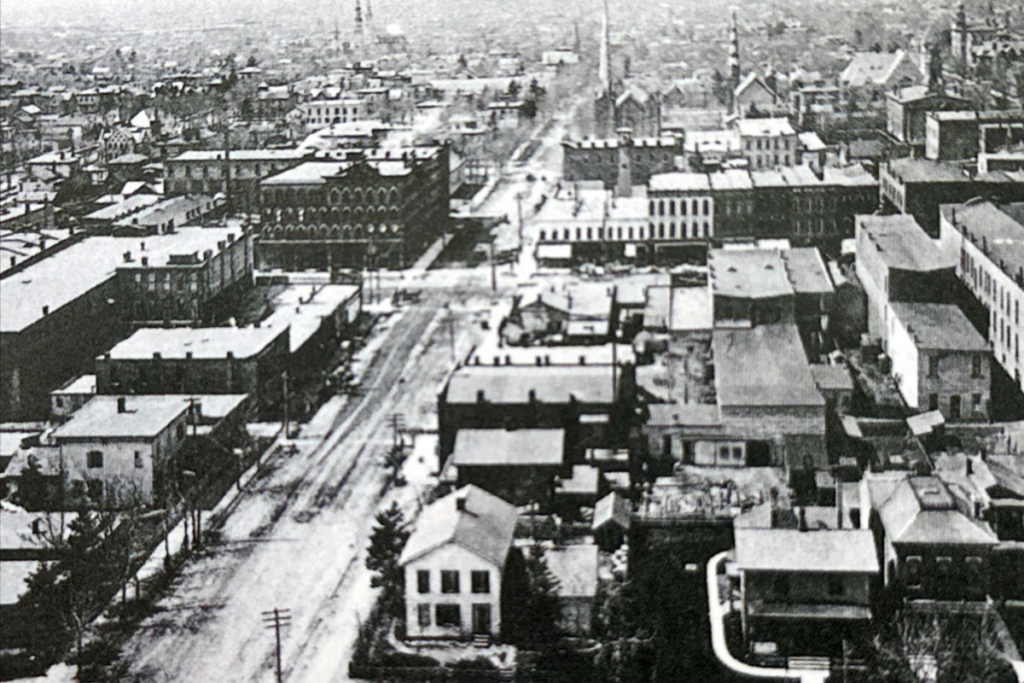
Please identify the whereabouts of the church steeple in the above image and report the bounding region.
[728,7,740,113]
[355,0,364,33]
[598,0,611,95]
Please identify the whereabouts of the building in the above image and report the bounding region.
[940,202,1024,392]
[49,374,96,420]
[839,51,921,106]
[1,227,253,421]
[925,110,1024,162]
[865,475,999,600]
[879,157,1024,235]
[733,528,878,655]
[257,146,450,271]
[95,326,289,418]
[561,134,681,191]
[437,364,626,462]
[545,544,600,636]
[450,428,565,506]
[528,185,649,264]
[298,98,368,130]
[733,72,781,119]
[854,214,958,340]
[734,118,799,170]
[50,394,190,505]
[400,485,517,640]
[887,302,991,420]
[164,149,311,214]
[884,86,970,152]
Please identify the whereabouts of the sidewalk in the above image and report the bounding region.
[705,551,829,683]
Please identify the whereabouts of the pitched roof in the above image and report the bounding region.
[734,528,879,573]
[593,491,631,531]
[399,485,517,567]
[840,50,915,88]
[51,395,187,440]
[878,477,997,546]
[452,429,564,467]
[856,214,955,272]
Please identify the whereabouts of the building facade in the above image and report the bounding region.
[165,149,311,214]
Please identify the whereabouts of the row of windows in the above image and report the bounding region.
[650,198,711,217]
[417,569,490,594]
[87,450,147,469]
[770,573,846,598]
[746,153,792,168]
[537,221,711,242]
[745,137,791,151]
[925,392,984,417]
[265,187,401,207]
[904,554,983,590]
[417,603,488,628]
[926,354,985,379]
[263,223,400,240]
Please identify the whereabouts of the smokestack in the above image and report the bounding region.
[117,396,127,413]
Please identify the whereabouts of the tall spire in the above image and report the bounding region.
[728,7,740,114]
[355,0,364,33]
[598,0,611,95]
[365,0,372,23]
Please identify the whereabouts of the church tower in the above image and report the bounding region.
[355,0,364,34]
[596,0,616,136]
[728,8,740,114]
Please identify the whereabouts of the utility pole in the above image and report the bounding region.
[281,370,290,440]
[261,608,291,683]
[390,413,406,448]
[489,239,497,292]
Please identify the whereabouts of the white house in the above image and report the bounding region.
[400,485,517,640]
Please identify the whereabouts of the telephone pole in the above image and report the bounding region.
[390,413,406,448]
[281,370,290,440]
[261,607,291,683]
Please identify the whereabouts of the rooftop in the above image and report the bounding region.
[713,323,825,408]
[945,202,1024,281]
[809,364,854,392]
[399,485,517,567]
[734,528,879,573]
[649,172,711,193]
[885,157,970,183]
[735,117,796,138]
[105,326,286,361]
[51,395,188,440]
[452,428,564,467]
[446,365,618,405]
[889,302,989,351]
[782,247,834,294]
[857,214,954,272]
[0,227,245,333]
[545,544,599,598]
[260,284,360,352]
[708,249,793,299]
[878,476,998,545]
[643,285,714,332]
[170,149,309,162]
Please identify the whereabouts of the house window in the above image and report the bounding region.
[87,451,104,469]
[928,393,939,411]
[176,423,186,440]
[928,355,939,378]
[971,356,983,378]
[87,480,103,501]
[134,451,144,469]
[417,570,430,593]
[441,570,460,594]
[436,604,461,627]
[972,393,982,411]
[905,555,923,589]
[417,603,431,627]
[936,556,952,578]
[965,556,983,587]
[471,570,490,594]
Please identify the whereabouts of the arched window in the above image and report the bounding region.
[669,200,676,216]
[328,188,342,206]
[649,200,655,216]
[658,200,665,216]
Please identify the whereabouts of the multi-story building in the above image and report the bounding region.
[257,146,450,271]
[298,98,368,130]
[854,214,959,340]
[0,227,253,420]
[95,326,289,418]
[734,528,878,656]
[165,149,312,214]
[887,302,990,420]
[879,157,1024,235]
[885,86,970,153]
[924,109,1024,162]
[400,485,517,641]
[864,475,998,600]
[561,133,681,191]
[734,118,799,170]
[940,202,1024,392]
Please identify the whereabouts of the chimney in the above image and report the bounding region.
[140,241,146,251]
[124,250,133,262]
[42,305,49,316]
[966,458,974,476]
[141,256,149,266]
[528,389,537,402]
[797,506,808,531]
[579,355,586,365]
[456,496,466,511]
[185,351,193,359]
[476,389,485,402]
[153,352,161,359]
[117,396,127,413]
[9,256,15,267]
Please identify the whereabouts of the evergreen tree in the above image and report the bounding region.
[365,502,410,619]
[20,561,71,664]
[519,542,561,647]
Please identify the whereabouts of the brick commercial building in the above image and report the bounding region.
[925,110,1024,162]
[257,146,450,271]
[879,157,1024,235]
[562,133,681,191]
[1,227,253,420]
[165,149,312,214]
[940,202,1024,393]
[95,326,289,418]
